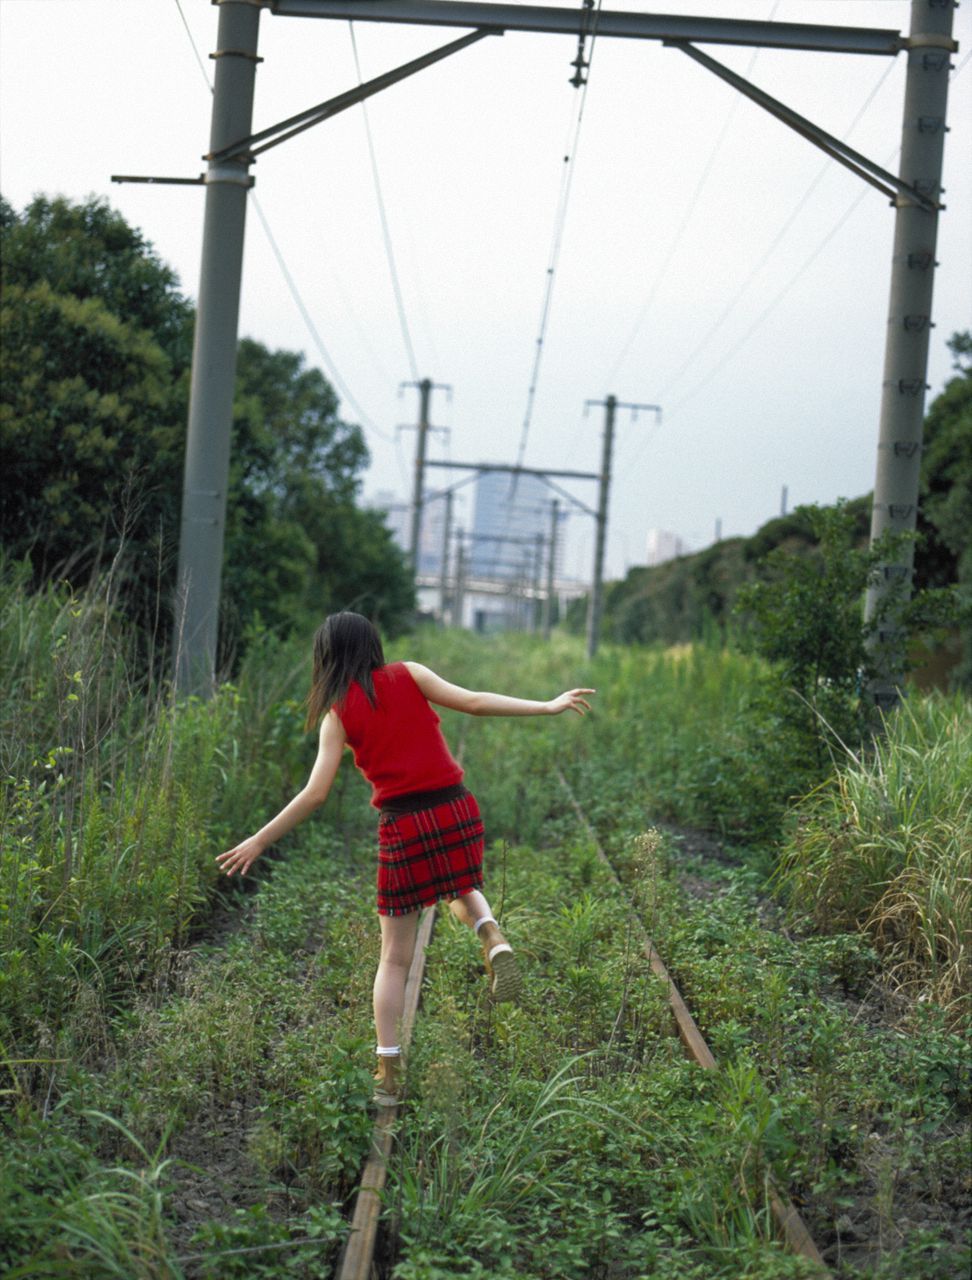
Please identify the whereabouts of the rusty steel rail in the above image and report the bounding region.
[335,904,436,1280]
[556,767,828,1273]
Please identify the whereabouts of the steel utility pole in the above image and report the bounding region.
[402,378,450,573]
[530,533,545,633]
[173,0,261,694]
[864,0,955,710]
[452,529,467,628]
[439,488,454,623]
[542,498,560,640]
[586,396,661,659]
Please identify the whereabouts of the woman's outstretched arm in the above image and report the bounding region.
[215,709,347,877]
[405,662,594,718]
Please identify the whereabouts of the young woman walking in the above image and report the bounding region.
[216,612,594,1105]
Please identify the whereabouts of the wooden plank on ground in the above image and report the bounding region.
[556,768,828,1273]
[336,905,436,1280]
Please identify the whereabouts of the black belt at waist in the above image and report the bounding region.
[380,782,468,818]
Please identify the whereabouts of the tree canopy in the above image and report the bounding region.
[576,332,970,689]
[0,194,414,658]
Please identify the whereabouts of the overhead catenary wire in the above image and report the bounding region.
[605,0,781,390]
[249,194,395,441]
[615,51,913,482]
[348,20,421,384]
[168,0,392,443]
[661,161,882,427]
[619,19,969,540]
[482,0,603,580]
[513,0,604,475]
[173,0,212,92]
[651,53,899,404]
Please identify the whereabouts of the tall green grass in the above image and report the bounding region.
[0,560,311,1068]
[776,694,971,1014]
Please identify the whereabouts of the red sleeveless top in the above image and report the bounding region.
[336,662,463,807]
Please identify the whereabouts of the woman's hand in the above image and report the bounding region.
[216,835,266,878]
[547,688,596,716]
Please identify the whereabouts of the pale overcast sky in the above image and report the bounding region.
[1,0,970,581]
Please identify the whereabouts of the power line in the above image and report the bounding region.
[653,53,898,403]
[173,0,213,93]
[514,0,604,473]
[348,20,421,383]
[618,38,969,493]
[250,194,393,441]
[605,0,780,389]
[665,167,879,421]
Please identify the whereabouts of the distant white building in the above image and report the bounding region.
[645,528,687,567]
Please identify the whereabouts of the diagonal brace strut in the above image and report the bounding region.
[208,27,500,162]
[669,40,942,212]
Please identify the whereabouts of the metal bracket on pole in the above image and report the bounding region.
[111,174,207,185]
[209,27,500,162]
[425,460,598,482]
[668,40,943,213]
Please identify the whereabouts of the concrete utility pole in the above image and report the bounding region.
[586,396,661,659]
[542,498,560,640]
[174,0,261,695]
[864,0,955,711]
[438,487,454,623]
[780,485,789,518]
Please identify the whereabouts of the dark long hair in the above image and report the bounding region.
[305,612,385,730]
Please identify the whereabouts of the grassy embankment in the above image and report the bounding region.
[385,630,970,1279]
[1,566,384,1275]
[2,574,968,1276]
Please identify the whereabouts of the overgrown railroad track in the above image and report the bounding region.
[334,771,827,1279]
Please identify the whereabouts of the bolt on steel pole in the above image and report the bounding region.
[408,378,433,571]
[864,0,955,711]
[174,0,261,695]
[586,395,617,659]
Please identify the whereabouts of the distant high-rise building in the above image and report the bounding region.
[366,489,449,576]
[367,490,408,551]
[645,528,687,567]
[470,471,549,581]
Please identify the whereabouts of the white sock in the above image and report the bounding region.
[376,1045,401,1057]
[474,916,497,935]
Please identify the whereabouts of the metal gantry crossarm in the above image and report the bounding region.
[127,0,956,705]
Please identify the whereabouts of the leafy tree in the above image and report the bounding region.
[0,198,194,595]
[0,194,193,370]
[734,502,960,772]
[916,331,972,686]
[223,340,413,643]
[0,194,414,658]
[733,504,879,765]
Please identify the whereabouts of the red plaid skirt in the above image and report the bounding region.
[376,787,485,916]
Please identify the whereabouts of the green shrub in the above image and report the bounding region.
[776,693,972,1015]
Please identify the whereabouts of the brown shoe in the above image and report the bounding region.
[373,1054,402,1107]
[478,920,523,1004]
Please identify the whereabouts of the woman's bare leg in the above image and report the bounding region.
[373,910,420,1047]
[448,889,494,930]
